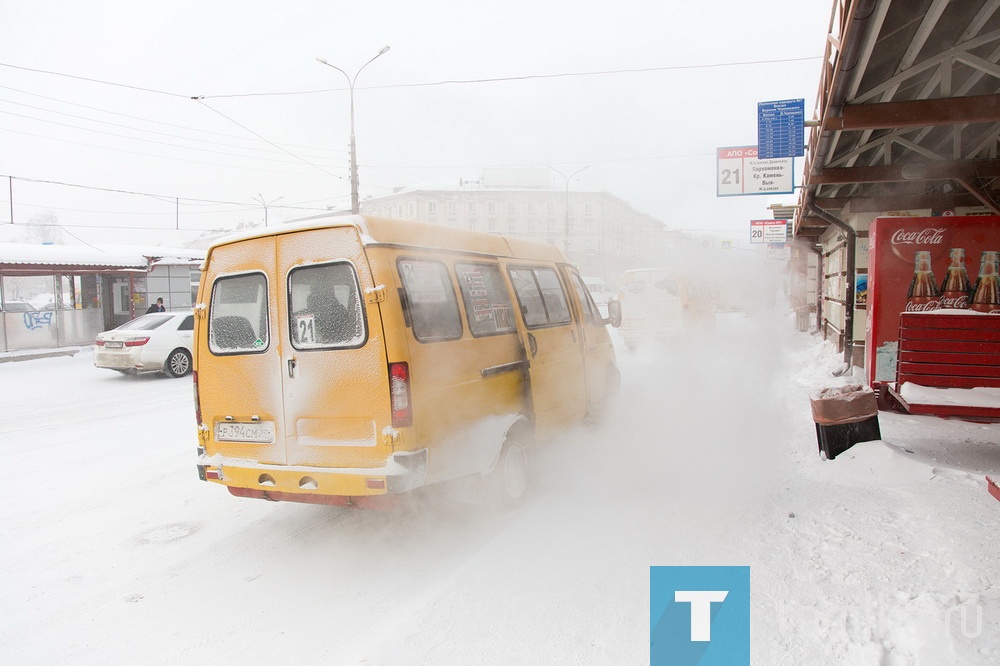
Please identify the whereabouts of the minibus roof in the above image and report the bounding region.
[207,214,567,263]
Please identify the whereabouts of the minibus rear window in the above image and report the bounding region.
[398,259,463,342]
[209,272,269,354]
[287,262,367,350]
[455,262,516,337]
[508,267,571,328]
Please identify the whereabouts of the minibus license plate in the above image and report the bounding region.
[215,421,275,443]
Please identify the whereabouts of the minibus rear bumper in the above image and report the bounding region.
[196,449,428,505]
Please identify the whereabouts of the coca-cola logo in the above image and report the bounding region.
[905,300,941,312]
[940,295,969,309]
[891,228,945,245]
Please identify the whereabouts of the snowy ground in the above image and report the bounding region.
[1,307,998,665]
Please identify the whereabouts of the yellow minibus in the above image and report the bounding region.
[194,215,621,508]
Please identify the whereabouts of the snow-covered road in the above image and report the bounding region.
[1,308,997,664]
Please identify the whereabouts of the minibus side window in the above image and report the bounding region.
[209,272,269,354]
[288,262,367,350]
[455,262,517,337]
[508,266,571,328]
[398,259,463,342]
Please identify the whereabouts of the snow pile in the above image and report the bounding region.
[901,382,1000,409]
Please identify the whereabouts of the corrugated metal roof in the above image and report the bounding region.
[0,243,205,269]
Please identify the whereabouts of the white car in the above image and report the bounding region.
[2,300,37,312]
[94,311,194,377]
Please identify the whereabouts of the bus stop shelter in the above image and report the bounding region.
[0,243,204,353]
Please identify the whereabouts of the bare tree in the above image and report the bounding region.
[22,212,64,245]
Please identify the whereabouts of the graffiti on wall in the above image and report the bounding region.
[23,311,54,330]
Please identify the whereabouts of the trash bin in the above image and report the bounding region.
[809,384,881,460]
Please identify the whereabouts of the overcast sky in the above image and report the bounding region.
[0,0,832,246]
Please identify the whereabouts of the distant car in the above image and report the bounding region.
[616,268,715,350]
[94,311,194,377]
[2,301,37,312]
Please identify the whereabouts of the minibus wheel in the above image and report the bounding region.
[487,435,529,509]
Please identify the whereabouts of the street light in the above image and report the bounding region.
[549,165,589,257]
[253,194,284,227]
[317,46,391,215]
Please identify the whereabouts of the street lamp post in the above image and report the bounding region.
[549,165,589,258]
[317,46,390,215]
[253,194,284,227]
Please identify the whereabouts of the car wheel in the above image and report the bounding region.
[165,349,192,378]
[486,431,530,509]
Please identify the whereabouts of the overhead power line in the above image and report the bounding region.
[0,83,350,153]
[1,55,822,101]
[202,55,824,98]
[0,61,188,98]
[0,173,329,212]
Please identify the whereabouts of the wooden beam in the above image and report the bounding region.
[823,94,1000,131]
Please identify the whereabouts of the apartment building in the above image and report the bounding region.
[361,180,675,285]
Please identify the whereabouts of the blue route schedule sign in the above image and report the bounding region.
[757,98,805,159]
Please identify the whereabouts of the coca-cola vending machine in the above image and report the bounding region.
[865,214,1000,392]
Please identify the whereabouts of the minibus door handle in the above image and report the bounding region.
[528,333,538,358]
[288,357,297,378]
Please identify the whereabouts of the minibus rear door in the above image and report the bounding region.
[276,227,394,469]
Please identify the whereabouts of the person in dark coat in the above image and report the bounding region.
[145,297,166,314]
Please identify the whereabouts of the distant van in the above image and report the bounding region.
[616,268,715,350]
[194,215,621,507]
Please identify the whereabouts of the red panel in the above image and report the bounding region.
[900,312,1000,331]
[988,477,1000,503]
[899,327,1000,343]
[898,361,1000,378]
[900,350,1000,366]
[226,486,398,509]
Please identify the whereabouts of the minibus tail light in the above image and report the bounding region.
[389,362,412,427]
[193,370,202,425]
